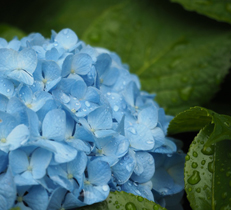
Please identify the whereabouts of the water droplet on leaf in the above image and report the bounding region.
[125,202,137,210]
[188,170,201,185]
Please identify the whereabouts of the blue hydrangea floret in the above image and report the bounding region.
[0,29,185,210]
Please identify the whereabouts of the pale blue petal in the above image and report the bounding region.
[32,46,46,59]
[9,149,29,174]
[74,123,95,142]
[0,38,7,48]
[31,148,52,179]
[24,185,49,210]
[70,79,87,100]
[0,195,7,210]
[0,150,8,173]
[84,87,100,103]
[31,140,77,163]
[126,124,154,150]
[131,152,155,183]
[151,167,175,196]
[7,124,30,150]
[7,69,34,85]
[95,53,111,76]
[42,61,61,80]
[45,76,61,92]
[123,81,139,107]
[47,187,67,210]
[55,28,78,50]
[17,48,37,75]
[17,171,39,186]
[48,165,73,191]
[72,53,92,75]
[0,111,18,138]
[0,169,16,209]
[67,151,87,176]
[62,54,72,77]
[8,39,21,51]
[122,181,154,201]
[0,48,17,71]
[138,106,158,129]
[101,67,119,86]
[18,85,33,104]
[103,135,129,158]
[0,78,14,97]
[46,47,59,61]
[111,149,136,184]
[63,192,85,208]
[0,94,8,112]
[83,184,110,205]
[88,107,112,130]
[42,109,66,141]
[66,139,91,154]
[87,159,111,186]
[94,130,117,138]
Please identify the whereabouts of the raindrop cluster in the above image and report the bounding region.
[0,29,185,210]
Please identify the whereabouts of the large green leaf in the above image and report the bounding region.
[170,0,231,24]
[168,106,231,147]
[0,24,25,41]
[83,0,231,115]
[16,0,119,38]
[184,124,231,210]
[78,191,166,210]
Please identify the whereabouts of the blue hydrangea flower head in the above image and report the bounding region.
[0,28,185,210]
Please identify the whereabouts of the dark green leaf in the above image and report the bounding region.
[77,191,166,210]
[83,0,231,115]
[168,106,231,147]
[0,24,25,41]
[19,0,119,38]
[184,124,231,210]
[171,0,231,24]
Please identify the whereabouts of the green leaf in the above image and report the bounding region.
[83,0,231,115]
[184,124,231,210]
[170,0,231,24]
[0,24,25,41]
[168,106,231,147]
[19,0,119,38]
[78,191,166,210]
[10,207,21,210]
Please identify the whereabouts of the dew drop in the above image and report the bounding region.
[192,162,198,168]
[127,127,137,135]
[201,145,214,155]
[196,188,201,193]
[193,151,198,157]
[102,185,109,191]
[208,161,214,173]
[113,105,119,112]
[153,205,159,210]
[63,29,69,35]
[137,196,144,202]
[107,92,111,96]
[185,155,190,161]
[6,89,10,93]
[159,188,168,195]
[85,101,90,107]
[201,160,206,165]
[116,205,120,209]
[187,170,201,185]
[146,139,154,144]
[125,202,137,210]
[188,187,192,192]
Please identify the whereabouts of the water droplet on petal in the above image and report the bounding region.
[127,127,137,135]
[85,101,90,107]
[102,185,109,191]
[63,29,69,35]
[113,105,119,112]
